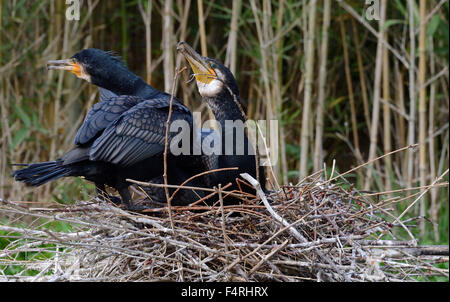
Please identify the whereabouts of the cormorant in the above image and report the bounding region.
[177,42,266,203]
[46,49,210,204]
[47,49,163,100]
[13,49,204,209]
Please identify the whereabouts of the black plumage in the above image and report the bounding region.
[177,42,266,204]
[13,94,196,209]
[13,49,205,209]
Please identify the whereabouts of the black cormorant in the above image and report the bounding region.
[177,42,266,203]
[47,49,165,100]
[46,49,210,204]
[13,49,204,209]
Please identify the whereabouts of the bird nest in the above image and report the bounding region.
[0,172,448,282]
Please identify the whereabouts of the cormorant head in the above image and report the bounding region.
[46,48,128,88]
[177,42,239,99]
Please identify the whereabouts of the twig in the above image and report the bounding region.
[327,144,418,185]
[248,239,289,276]
[217,184,229,268]
[163,66,186,231]
[394,168,449,223]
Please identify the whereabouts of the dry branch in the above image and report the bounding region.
[1,165,447,281]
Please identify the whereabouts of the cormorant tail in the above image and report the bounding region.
[12,160,71,187]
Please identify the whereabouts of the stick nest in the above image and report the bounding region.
[1,174,448,282]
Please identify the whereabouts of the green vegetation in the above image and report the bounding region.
[0,219,74,276]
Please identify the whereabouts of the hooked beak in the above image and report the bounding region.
[46,59,82,77]
[177,41,215,84]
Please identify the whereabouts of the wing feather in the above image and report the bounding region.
[74,96,142,145]
[89,98,192,167]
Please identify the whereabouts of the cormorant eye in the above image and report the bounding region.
[210,63,217,69]
[72,58,77,64]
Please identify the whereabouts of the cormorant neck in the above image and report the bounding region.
[131,78,161,99]
[97,68,160,99]
[205,93,244,128]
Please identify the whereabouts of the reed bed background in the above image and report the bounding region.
[0,0,448,280]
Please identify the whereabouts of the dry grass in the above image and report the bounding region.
[1,169,448,282]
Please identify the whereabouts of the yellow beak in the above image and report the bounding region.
[46,59,82,77]
[177,41,215,84]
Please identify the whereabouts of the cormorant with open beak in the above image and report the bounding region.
[177,41,266,204]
